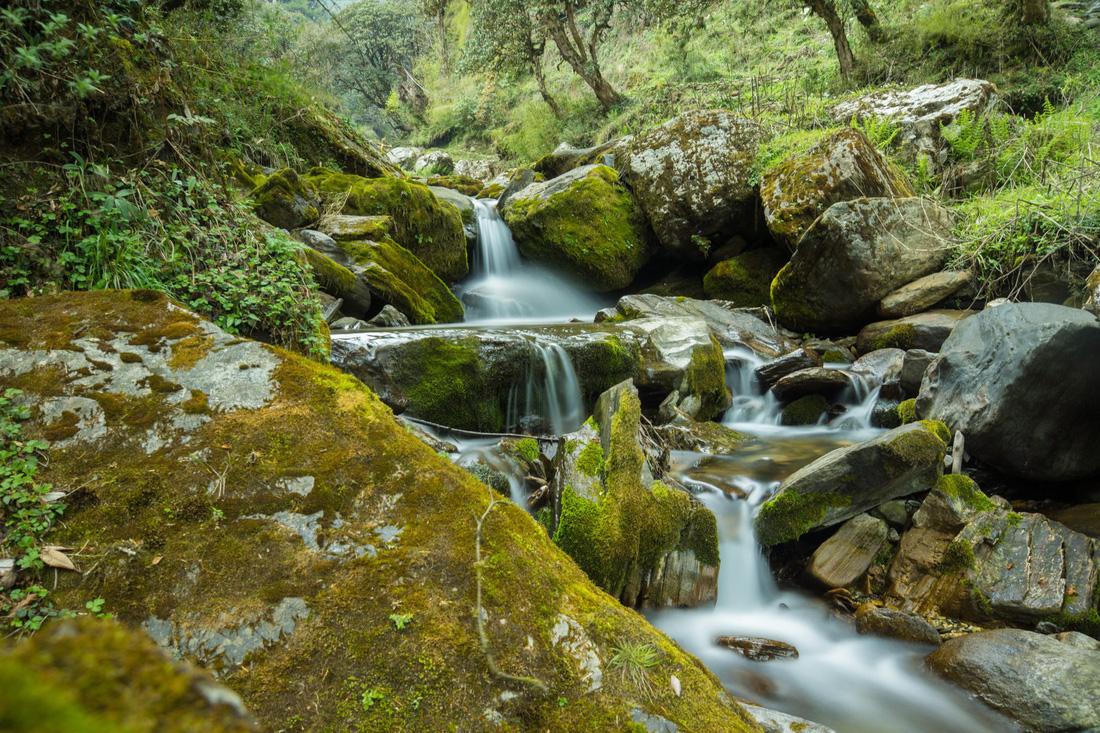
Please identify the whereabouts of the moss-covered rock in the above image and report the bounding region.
[0,291,760,733]
[703,249,789,307]
[761,127,914,251]
[426,174,482,196]
[250,169,320,231]
[308,171,468,283]
[338,238,464,325]
[0,619,257,732]
[780,394,829,426]
[552,381,720,608]
[284,105,403,179]
[317,214,394,242]
[502,165,653,292]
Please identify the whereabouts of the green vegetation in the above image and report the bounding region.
[936,474,996,513]
[754,490,851,547]
[515,437,540,464]
[608,641,661,699]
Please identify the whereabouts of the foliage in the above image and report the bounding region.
[608,641,660,698]
[332,0,424,108]
[389,612,413,630]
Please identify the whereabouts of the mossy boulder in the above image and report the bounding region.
[703,249,789,308]
[624,110,764,262]
[0,291,760,733]
[317,214,394,241]
[308,171,468,283]
[761,127,914,251]
[552,381,720,608]
[532,139,631,179]
[770,198,952,334]
[780,394,829,426]
[338,237,464,325]
[0,619,257,732]
[426,174,482,196]
[502,165,653,292]
[285,105,403,179]
[856,310,973,354]
[250,169,320,231]
[754,421,949,546]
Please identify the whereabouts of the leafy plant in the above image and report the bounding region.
[389,612,413,630]
[608,641,661,699]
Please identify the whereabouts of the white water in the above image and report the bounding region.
[459,200,605,323]
[506,339,585,435]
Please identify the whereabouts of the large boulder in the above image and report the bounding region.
[624,110,765,261]
[298,244,373,320]
[916,303,1100,480]
[386,146,422,170]
[550,381,720,608]
[754,421,949,546]
[453,157,502,181]
[831,79,1000,167]
[502,165,652,291]
[0,291,761,732]
[308,170,468,283]
[250,169,320,231]
[703,248,788,308]
[771,198,952,333]
[761,127,914,251]
[414,150,454,175]
[927,629,1100,732]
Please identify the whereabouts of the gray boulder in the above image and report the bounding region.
[413,150,453,175]
[877,270,972,318]
[386,146,422,170]
[917,302,1100,480]
[771,198,952,333]
[855,606,941,646]
[807,514,889,589]
[754,421,948,546]
[856,310,973,354]
[927,629,1100,732]
[624,110,764,261]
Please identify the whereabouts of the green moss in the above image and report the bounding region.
[119,352,143,364]
[250,169,319,229]
[476,183,504,199]
[515,437,540,464]
[426,175,482,196]
[754,490,851,546]
[678,337,729,422]
[339,238,463,325]
[181,390,211,416]
[1006,511,1023,527]
[703,249,787,307]
[880,424,947,478]
[301,247,356,296]
[821,348,850,364]
[576,440,605,478]
[770,264,821,333]
[871,322,918,351]
[308,172,467,282]
[939,539,976,572]
[936,474,995,512]
[897,398,918,424]
[781,394,828,426]
[919,419,952,445]
[571,335,639,404]
[504,166,651,292]
[392,337,503,430]
[1044,609,1100,638]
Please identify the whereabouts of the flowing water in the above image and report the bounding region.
[459,200,606,323]
[505,339,585,435]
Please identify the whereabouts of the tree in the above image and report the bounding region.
[848,0,882,42]
[329,0,423,109]
[417,0,451,74]
[801,0,857,80]
[1020,0,1051,25]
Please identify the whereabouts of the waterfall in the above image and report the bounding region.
[460,200,604,323]
[506,339,585,435]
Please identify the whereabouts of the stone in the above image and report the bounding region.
[856,310,973,354]
[877,270,972,318]
[427,185,478,247]
[831,79,1000,168]
[501,165,653,292]
[366,305,410,328]
[715,636,799,662]
[1054,631,1100,651]
[875,500,910,529]
[250,169,320,231]
[927,629,1100,732]
[761,127,914,251]
[703,248,788,307]
[624,110,765,261]
[336,238,464,325]
[771,198,952,333]
[917,302,1100,481]
[771,367,851,401]
[780,394,828,426]
[533,138,631,179]
[754,421,948,546]
[413,150,454,175]
[1047,503,1100,538]
[808,514,889,589]
[653,421,750,455]
[295,239,373,320]
[742,705,836,733]
[855,606,941,646]
[316,214,393,241]
[851,348,905,400]
[754,347,824,389]
[899,349,935,396]
[385,146,421,169]
[453,157,500,181]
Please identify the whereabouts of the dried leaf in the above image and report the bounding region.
[670,674,681,698]
[0,559,13,574]
[152,556,163,566]
[42,492,66,503]
[41,547,76,571]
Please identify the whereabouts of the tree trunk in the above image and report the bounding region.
[848,0,882,41]
[530,49,563,118]
[806,0,857,80]
[1020,0,1051,25]
[544,15,620,111]
[437,9,449,75]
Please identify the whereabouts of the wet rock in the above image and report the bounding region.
[250,169,320,231]
[366,305,410,328]
[855,605,941,646]
[856,310,973,354]
[754,421,948,546]
[598,294,798,357]
[771,198,952,333]
[851,348,905,400]
[917,302,1100,481]
[761,127,914,251]
[316,214,393,241]
[624,110,765,262]
[296,244,374,320]
[780,394,828,426]
[427,184,478,246]
[831,79,999,168]
[413,150,453,175]
[329,317,369,330]
[742,704,836,733]
[501,165,653,291]
[653,420,750,455]
[771,367,850,401]
[716,636,799,662]
[533,138,631,179]
[874,500,911,529]
[754,348,823,390]
[877,271,972,318]
[926,629,1100,732]
[899,349,935,395]
[1047,503,1100,538]
[702,248,788,307]
[808,514,889,589]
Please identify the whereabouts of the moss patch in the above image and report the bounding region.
[781,394,828,426]
[897,398,918,424]
[392,337,503,430]
[301,247,356,297]
[871,322,918,351]
[678,337,729,422]
[936,474,995,512]
[576,440,605,478]
[426,174,482,196]
[339,238,463,325]
[754,490,851,547]
[703,249,788,307]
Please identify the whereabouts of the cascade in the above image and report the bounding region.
[505,339,585,435]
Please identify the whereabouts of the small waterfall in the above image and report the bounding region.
[505,339,585,435]
[460,200,604,323]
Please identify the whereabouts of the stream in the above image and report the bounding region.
[335,199,1014,732]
